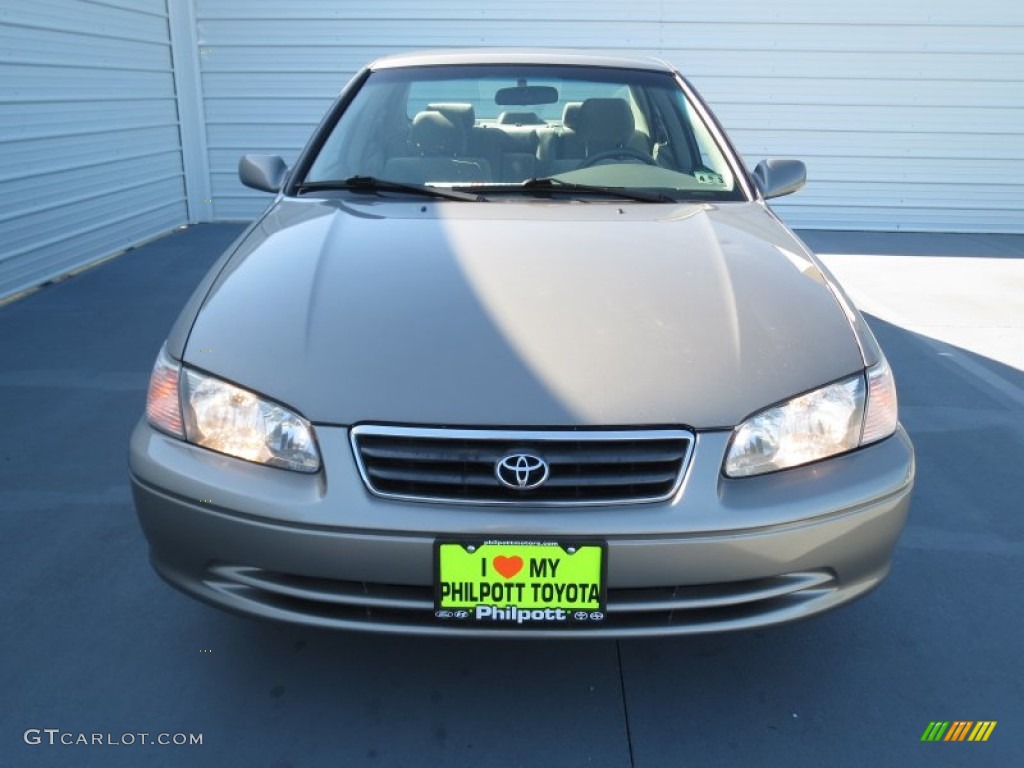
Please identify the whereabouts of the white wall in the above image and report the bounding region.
[0,0,189,299]
[195,0,1024,232]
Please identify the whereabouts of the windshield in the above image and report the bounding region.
[301,64,745,201]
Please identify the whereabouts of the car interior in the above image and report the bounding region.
[380,96,660,183]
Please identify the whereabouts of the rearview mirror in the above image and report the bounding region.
[753,159,806,199]
[239,154,288,193]
[494,85,559,106]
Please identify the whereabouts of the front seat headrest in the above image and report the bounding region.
[427,103,476,133]
[561,102,583,131]
[577,98,635,148]
[411,110,460,155]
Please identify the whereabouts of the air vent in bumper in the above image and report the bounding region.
[204,565,840,636]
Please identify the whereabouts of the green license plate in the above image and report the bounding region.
[434,540,606,627]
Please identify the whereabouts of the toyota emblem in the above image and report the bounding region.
[495,453,549,490]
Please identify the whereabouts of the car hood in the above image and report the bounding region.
[183,198,863,428]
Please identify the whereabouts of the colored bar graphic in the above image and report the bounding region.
[944,721,972,741]
[921,721,996,742]
[921,722,949,741]
[969,722,997,742]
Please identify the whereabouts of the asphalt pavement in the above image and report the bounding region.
[1,223,1020,767]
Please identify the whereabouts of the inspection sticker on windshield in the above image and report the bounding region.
[435,540,606,626]
[695,170,725,185]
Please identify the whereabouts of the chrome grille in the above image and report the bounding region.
[350,426,693,505]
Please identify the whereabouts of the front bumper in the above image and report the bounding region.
[129,420,914,637]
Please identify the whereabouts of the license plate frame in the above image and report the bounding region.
[434,539,607,627]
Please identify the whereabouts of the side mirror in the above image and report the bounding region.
[753,159,806,199]
[238,154,288,193]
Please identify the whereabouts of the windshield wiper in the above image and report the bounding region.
[296,176,484,202]
[512,177,676,203]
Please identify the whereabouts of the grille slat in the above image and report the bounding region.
[367,465,498,487]
[352,427,693,505]
[359,443,505,463]
[542,470,680,488]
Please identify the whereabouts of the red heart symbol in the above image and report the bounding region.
[493,555,523,579]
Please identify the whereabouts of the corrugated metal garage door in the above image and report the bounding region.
[195,0,1023,233]
[0,0,187,299]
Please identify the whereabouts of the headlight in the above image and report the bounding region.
[144,347,320,473]
[724,360,898,477]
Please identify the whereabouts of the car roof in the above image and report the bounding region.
[368,48,677,73]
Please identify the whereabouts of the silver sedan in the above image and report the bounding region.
[130,50,914,636]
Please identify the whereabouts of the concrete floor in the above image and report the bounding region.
[1,223,1020,767]
[806,230,1024,376]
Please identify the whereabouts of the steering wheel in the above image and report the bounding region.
[579,148,658,168]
